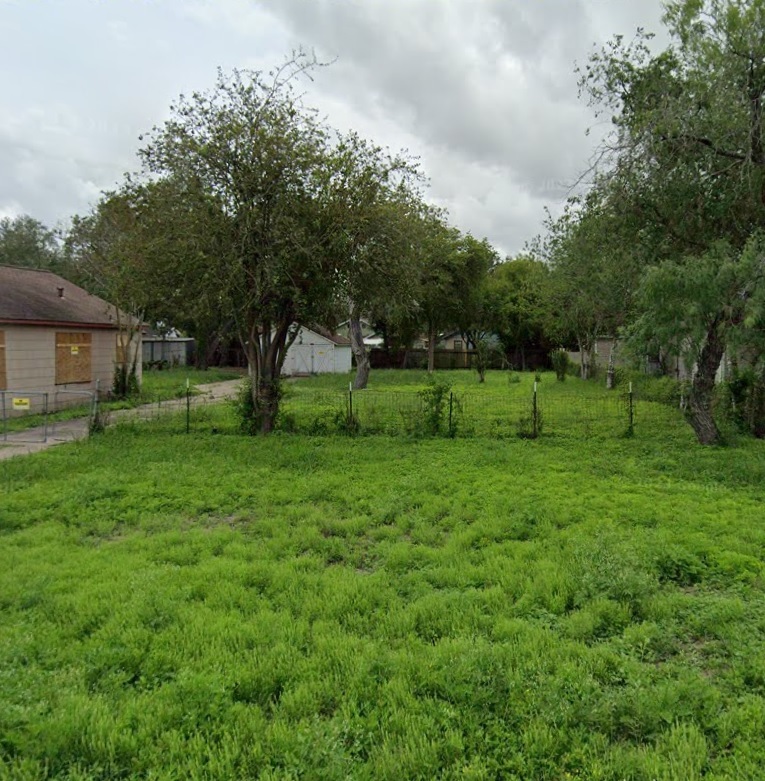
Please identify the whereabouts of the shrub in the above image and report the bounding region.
[550,349,570,382]
[112,363,139,400]
[418,376,453,436]
[231,376,257,434]
[719,367,765,437]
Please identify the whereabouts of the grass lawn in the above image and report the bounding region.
[274,370,686,440]
[2,400,765,778]
[138,367,244,399]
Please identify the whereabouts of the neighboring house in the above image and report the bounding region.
[439,331,468,351]
[282,326,352,377]
[336,318,384,348]
[142,330,195,367]
[0,265,141,411]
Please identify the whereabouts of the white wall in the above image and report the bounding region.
[282,328,351,376]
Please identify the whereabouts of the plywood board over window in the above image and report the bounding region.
[56,332,92,384]
[0,331,6,390]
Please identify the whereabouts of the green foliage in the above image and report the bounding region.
[418,376,453,436]
[87,407,108,435]
[0,214,63,270]
[550,348,570,381]
[483,256,552,368]
[719,367,765,438]
[111,363,139,400]
[231,376,285,435]
[571,1,765,442]
[4,424,765,777]
[231,376,258,435]
[472,337,496,383]
[516,406,542,439]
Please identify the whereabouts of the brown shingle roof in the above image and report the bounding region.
[309,325,352,345]
[0,265,121,328]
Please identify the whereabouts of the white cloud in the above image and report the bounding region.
[0,0,667,252]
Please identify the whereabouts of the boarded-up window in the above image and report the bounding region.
[0,331,6,390]
[55,332,92,384]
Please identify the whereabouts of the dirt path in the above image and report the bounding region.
[0,379,243,461]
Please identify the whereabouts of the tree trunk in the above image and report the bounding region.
[349,307,370,390]
[606,342,616,390]
[427,322,436,373]
[687,320,726,445]
[255,373,280,434]
[241,319,291,435]
[578,338,589,380]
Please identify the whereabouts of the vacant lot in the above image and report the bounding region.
[2,376,765,779]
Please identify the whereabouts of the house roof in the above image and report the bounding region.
[0,265,122,329]
[304,325,352,346]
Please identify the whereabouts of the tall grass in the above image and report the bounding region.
[2,424,765,777]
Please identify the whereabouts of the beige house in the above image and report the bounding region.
[0,266,141,412]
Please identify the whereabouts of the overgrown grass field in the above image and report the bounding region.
[3,392,765,778]
[272,369,685,440]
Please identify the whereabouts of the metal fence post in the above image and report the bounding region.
[532,381,538,438]
[186,378,191,434]
[448,391,454,437]
[90,379,100,433]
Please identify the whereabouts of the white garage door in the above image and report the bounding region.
[292,343,335,374]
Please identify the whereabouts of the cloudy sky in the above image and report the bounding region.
[1,0,668,255]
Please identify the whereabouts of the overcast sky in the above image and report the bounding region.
[0,0,668,255]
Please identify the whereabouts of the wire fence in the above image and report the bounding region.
[101,382,685,441]
[1,381,687,443]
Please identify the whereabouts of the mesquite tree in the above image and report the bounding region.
[138,57,339,433]
[578,0,765,443]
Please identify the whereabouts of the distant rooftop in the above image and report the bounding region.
[0,265,120,328]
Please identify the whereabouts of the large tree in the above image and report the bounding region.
[579,0,765,443]
[543,195,640,379]
[484,255,551,372]
[67,177,228,372]
[65,190,156,395]
[136,57,341,433]
[324,133,423,389]
[0,214,63,270]
[414,215,494,373]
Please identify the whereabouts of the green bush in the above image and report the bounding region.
[418,376,453,436]
[550,349,570,382]
[112,363,140,400]
[719,367,765,437]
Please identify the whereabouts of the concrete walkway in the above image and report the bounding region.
[0,379,243,461]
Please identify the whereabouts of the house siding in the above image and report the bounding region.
[282,327,352,376]
[0,330,5,390]
[1,325,141,413]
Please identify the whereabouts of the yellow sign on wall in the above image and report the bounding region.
[12,398,30,410]
[70,346,79,355]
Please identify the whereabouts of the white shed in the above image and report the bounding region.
[282,326,352,377]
